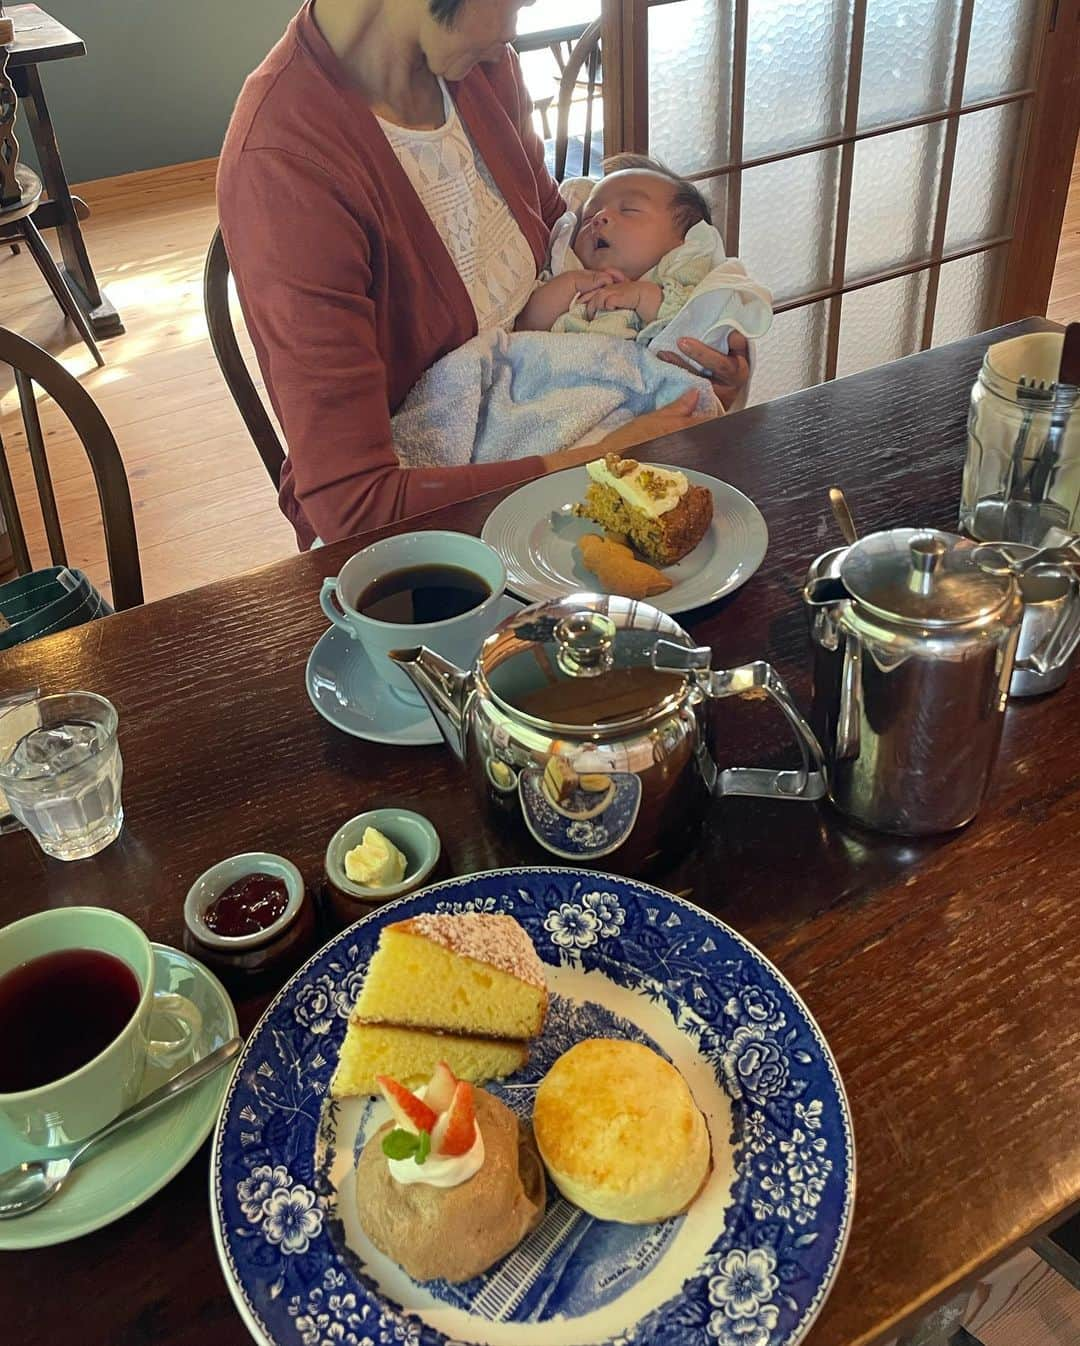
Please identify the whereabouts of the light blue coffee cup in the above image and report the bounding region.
[0,907,201,1147]
[319,531,507,703]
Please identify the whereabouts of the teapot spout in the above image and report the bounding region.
[387,646,471,762]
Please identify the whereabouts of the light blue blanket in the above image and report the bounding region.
[391,329,719,469]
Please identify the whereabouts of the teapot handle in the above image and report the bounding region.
[703,662,827,801]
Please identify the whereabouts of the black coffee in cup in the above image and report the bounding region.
[358,565,491,625]
[0,948,140,1091]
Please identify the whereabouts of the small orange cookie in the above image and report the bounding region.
[577,534,673,600]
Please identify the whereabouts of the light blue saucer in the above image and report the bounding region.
[0,944,238,1250]
[305,594,523,747]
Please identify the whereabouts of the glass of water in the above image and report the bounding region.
[0,691,124,860]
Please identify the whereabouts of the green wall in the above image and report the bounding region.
[17,0,301,184]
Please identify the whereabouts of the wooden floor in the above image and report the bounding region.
[1,148,1078,607]
[1048,145,1080,324]
[0,159,294,604]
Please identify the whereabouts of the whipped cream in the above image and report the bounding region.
[387,1123,485,1188]
[345,827,407,887]
[587,457,688,519]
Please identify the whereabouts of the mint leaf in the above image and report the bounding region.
[381,1128,419,1161]
[381,1128,433,1164]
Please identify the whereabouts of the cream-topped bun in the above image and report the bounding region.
[533,1038,711,1224]
[356,1089,546,1283]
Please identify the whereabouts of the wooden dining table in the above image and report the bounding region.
[2,316,1078,1346]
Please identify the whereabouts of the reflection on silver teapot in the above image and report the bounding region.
[390,594,826,873]
[804,527,1080,835]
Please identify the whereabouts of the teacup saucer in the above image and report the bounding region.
[306,594,523,747]
[0,944,238,1250]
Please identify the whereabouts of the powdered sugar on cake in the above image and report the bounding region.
[403,914,546,989]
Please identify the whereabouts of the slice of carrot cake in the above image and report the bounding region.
[577,453,713,566]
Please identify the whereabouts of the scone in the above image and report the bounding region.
[577,454,713,566]
[533,1038,711,1223]
[331,913,548,1097]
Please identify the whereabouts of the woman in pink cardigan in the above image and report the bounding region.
[218,0,750,548]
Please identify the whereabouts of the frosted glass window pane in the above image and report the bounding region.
[835,272,930,379]
[945,102,1023,250]
[648,0,732,177]
[698,175,730,232]
[742,0,850,158]
[739,150,840,303]
[859,0,959,129]
[846,123,944,280]
[964,0,1041,102]
[749,302,831,404]
[932,249,1005,347]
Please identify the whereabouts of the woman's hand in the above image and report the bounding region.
[539,390,715,474]
[657,332,751,412]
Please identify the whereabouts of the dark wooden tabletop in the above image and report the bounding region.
[3,318,1078,1346]
[3,4,84,67]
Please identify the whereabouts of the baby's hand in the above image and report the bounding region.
[573,268,628,298]
[583,280,665,322]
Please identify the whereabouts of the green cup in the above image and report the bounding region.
[0,908,201,1147]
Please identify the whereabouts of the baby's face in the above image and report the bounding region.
[575,171,687,279]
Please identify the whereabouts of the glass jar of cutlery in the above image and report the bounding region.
[960,331,1080,547]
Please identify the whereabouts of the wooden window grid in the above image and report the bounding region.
[610,0,1053,378]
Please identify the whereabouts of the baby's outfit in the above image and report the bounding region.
[544,177,773,357]
[552,219,720,343]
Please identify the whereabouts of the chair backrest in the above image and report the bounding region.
[0,326,143,609]
[203,227,286,488]
[554,19,603,183]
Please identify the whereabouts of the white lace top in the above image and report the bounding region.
[376,81,537,333]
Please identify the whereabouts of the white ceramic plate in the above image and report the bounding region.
[481,466,768,615]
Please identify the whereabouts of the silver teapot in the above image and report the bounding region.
[804,527,1080,835]
[390,593,826,872]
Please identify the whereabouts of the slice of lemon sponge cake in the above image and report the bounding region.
[331,914,548,1097]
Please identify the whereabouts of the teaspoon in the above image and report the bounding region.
[828,487,859,546]
[0,1035,242,1219]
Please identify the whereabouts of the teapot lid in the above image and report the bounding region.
[840,527,1014,626]
[478,593,693,732]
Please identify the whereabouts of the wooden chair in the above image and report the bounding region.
[554,20,603,182]
[0,25,103,367]
[0,325,142,608]
[203,227,285,488]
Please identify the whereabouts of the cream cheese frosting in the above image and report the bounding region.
[586,456,689,519]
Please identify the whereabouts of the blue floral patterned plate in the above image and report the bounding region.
[211,869,854,1346]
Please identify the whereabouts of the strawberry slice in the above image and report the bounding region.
[431,1080,476,1157]
[377,1074,437,1135]
[425,1060,458,1116]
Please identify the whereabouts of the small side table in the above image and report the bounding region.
[0,3,121,336]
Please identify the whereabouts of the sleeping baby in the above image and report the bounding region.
[515,153,770,353]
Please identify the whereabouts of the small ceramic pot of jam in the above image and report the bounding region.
[183,852,314,978]
[324,809,441,928]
